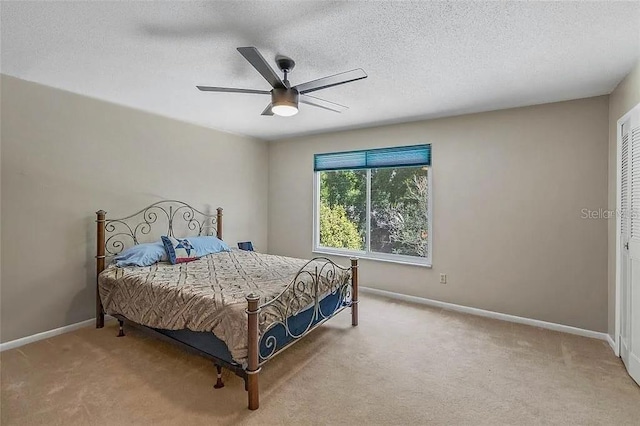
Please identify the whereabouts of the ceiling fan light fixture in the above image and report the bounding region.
[272,104,298,117]
[271,88,299,117]
[197,47,367,116]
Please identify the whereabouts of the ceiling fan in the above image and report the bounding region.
[197,47,367,117]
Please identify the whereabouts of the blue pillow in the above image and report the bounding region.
[113,242,168,267]
[186,236,231,257]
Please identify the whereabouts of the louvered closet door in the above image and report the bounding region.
[623,103,640,385]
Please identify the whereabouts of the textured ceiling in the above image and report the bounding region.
[2,1,639,141]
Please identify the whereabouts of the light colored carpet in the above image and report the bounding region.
[1,293,639,425]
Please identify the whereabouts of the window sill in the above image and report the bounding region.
[312,248,432,268]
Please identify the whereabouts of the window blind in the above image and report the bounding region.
[314,144,431,171]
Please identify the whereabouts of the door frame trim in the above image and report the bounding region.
[615,103,640,358]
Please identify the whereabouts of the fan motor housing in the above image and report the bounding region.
[272,88,299,108]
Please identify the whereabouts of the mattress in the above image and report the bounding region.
[98,249,351,365]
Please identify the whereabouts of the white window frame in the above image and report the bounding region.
[312,166,433,268]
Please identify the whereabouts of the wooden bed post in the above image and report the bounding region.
[96,210,106,328]
[351,258,359,326]
[246,293,261,410]
[216,207,223,240]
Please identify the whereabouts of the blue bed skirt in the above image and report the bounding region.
[154,291,345,366]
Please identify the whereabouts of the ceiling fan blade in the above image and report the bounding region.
[196,86,270,95]
[261,104,274,116]
[237,47,284,89]
[299,94,348,113]
[294,68,367,94]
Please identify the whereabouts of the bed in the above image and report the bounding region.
[95,200,359,410]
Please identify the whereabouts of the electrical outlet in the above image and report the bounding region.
[440,273,447,284]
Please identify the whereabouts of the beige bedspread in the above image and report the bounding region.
[98,249,350,364]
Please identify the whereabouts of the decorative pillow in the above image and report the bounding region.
[161,236,199,264]
[113,242,168,267]
[186,236,231,257]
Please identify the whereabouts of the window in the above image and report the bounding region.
[314,145,432,266]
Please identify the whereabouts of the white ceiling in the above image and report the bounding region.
[2,1,639,141]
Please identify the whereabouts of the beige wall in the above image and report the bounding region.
[0,75,269,343]
[269,97,610,332]
[608,60,640,337]
[1,72,617,342]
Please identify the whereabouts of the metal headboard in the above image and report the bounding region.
[96,200,223,258]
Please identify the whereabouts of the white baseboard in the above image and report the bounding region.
[0,317,111,352]
[607,334,619,356]
[360,286,609,342]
